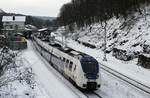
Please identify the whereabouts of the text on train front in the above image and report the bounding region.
[80,56,99,80]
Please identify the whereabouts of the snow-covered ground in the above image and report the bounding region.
[1,39,148,98]
[99,68,150,98]
[1,35,150,98]
[0,48,45,98]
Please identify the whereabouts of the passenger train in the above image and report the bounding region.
[32,36,101,90]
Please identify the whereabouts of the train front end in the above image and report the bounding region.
[80,56,101,90]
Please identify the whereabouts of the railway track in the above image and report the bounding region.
[93,92,102,98]
[100,62,150,95]
[82,91,102,98]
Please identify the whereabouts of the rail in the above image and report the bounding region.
[100,62,150,95]
[82,91,102,98]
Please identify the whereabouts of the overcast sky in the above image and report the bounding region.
[0,0,71,17]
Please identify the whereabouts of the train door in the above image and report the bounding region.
[64,59,70,76]
[68,61,73,78]
[62,57,66,71]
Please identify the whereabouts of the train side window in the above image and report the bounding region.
[69,62,73,71]
[63,58,65,61]
[66,59,69,63]
[66,59,69,67]
[74,65,76,71]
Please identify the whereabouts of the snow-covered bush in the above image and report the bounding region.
[138,54,150,68]
[112,48,139,61]
[0,47,16,76]
[143,44,150,54]
[0,47,36,97]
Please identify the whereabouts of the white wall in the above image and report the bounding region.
[3,22,25,30]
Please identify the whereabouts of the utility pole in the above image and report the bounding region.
[102,20,107,61]
[144,6,147,20]
[49,30,52,44]
[63,26,67,48]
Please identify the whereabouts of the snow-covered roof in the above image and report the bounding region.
[38,28,48,32]
[0,8,5,13]
[2,16,26,22]
[25,24,36,29]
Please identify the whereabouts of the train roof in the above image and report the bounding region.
[34,36,94,60]
[49,42,90,59]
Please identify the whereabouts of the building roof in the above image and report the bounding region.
[2,16,26,22]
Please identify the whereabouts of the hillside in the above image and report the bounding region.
[34,16,55,21]
[72,12,150,53]
[0,8,5,13]
[54,4,150,63]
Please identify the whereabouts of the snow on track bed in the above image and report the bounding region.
[100,63,150,95]
[83,92,102,98]
[96,68,150,98]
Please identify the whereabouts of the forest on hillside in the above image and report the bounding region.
[25,16,54,28]
[56,0,150,28]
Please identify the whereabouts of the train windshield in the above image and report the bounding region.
[81,57,99,73]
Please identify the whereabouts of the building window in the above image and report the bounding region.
[10,25,13,29]
[6,22,9,24]
[15,25,18,30]
[13,16,15,20]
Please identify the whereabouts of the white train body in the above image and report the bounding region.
[33,36,101,90]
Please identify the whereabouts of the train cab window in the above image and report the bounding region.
[81,61,99,73]
[69,62,73,71]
